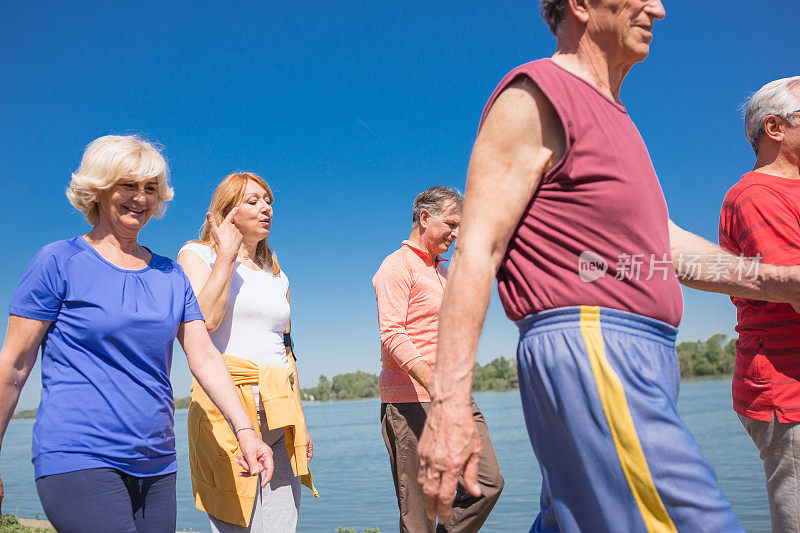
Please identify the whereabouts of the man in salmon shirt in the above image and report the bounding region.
[373,186,503,532]
[719,76,800,533]
[416,2,800,532]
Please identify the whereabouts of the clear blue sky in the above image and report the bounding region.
[2,2,798,409]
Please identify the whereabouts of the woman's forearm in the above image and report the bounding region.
[0,361,29,449]
[0,317,49,450]
[195,253,238,332]
[188,345,253,433]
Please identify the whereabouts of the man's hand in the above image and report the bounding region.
[417,401,482,522]
[234,429,274,488]
[305,429,314,462]
[408,360,434,392]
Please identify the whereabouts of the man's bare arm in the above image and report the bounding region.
[669,220,800,309]
[408,360,434,391]
[432,79,562,405]
[417,76,564,522]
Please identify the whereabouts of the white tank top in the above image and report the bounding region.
[179,242,290,370]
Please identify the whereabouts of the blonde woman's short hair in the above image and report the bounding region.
[67,135,173,225]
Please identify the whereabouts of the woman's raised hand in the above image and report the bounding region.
[206,207,242,259]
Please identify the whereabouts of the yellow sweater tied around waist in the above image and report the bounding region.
[188,354,318,527]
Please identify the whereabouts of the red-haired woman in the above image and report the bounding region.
[178,172,316,533]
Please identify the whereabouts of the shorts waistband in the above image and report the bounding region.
[516,306,677,345]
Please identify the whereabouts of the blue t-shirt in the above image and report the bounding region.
[9,237,204,478]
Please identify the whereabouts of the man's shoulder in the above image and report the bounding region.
[492,58,590,98]
[485,59,554,107]
[723,175,789,208]
[374,246,414,281]
[377,245,413,268]
[497,58,551,82]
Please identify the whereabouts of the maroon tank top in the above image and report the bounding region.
[480,59,683,326]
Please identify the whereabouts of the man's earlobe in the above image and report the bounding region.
[764,116,785,143]
[419,209,430,230]
[568,0,591,25]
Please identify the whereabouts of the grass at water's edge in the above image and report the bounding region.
[0,514,54,533]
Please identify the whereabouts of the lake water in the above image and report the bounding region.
[1,379,770,532]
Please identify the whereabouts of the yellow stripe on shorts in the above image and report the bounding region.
[579,305,677,533]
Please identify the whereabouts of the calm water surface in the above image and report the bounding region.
[1,379,769,532]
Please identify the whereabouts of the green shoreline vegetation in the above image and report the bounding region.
[677,333,736,377]
[10,334,737,419]
[0,514,54,533]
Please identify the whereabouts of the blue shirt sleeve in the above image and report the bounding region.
[179,265,204,323]
[9,245,66,321]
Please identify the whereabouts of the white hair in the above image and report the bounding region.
[743,76,800,154]
[67,135,174,225]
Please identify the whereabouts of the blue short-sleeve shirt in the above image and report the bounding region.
[9,236,204,478]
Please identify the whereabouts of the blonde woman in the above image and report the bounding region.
[0,136,272,533]
[179,172,316,532]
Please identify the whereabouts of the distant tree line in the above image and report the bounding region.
[677,333,736,377]
[11,335,737,418]
[301,370,378,401]
[473,357,518,392]
[300,357,520,402]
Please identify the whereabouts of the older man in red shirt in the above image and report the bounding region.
[720,75,800,533]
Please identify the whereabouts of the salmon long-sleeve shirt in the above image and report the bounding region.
[373,240,447,403]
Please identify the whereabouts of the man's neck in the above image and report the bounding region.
[753,151,800,180]
[551,36,632,103]
[407,230,436,260]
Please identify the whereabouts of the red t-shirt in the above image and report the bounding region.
[719,171,800,422]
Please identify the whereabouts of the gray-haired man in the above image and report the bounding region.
[373,186,503,532]
[719,76,800,533]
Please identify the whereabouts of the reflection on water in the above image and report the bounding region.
[0,379,768,532]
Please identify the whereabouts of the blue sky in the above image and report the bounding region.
[2,1,798,409]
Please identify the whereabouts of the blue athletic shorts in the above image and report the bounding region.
[516,306,742,533]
